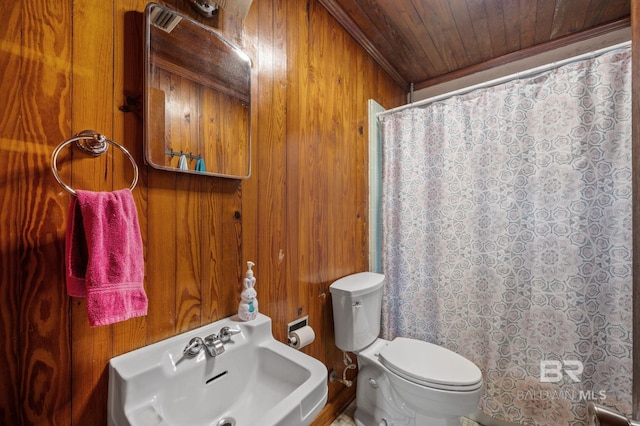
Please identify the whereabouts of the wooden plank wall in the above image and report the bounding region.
[0,0,404,424]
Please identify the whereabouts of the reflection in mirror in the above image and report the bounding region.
[144,3,251,178]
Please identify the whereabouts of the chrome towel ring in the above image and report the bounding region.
[51,130,139,197]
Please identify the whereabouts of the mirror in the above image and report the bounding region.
[144,3,251,178]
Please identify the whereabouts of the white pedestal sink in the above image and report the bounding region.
[108,313,328,426]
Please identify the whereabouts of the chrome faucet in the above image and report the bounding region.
[182,327,241,357]
[204,333,225,356]
[183,337,205,356]
[219,326,241,343]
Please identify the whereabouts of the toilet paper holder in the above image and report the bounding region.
[287,316,314,349]
[588,403,640,426]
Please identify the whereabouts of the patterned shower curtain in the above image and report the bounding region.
[380,47,631,425]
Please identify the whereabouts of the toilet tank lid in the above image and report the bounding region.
[329,272,385,297]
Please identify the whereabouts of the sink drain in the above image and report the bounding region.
[215,417,236,426]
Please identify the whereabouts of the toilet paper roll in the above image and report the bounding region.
[288,325,315,350]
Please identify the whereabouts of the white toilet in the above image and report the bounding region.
[330,272,483,426]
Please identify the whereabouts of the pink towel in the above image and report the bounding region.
[65,189,147,327]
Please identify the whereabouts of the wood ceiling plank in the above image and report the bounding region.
[502,0,523,53]
[583,0,610,27]
[447,0,485,66]
[412,0,467,72]
[358,0,444,80]
[318,0,629,90]
[402,0,459,77]
[395,6,446,79]
[465,0,496,61]
[519,0,539,47]
[550,0,590,39]
[415,17,630,90]
[534,0,557,44]
[338,0,422,79]
[351,0,431,81]
[600,0,632,23]
[484,0,508,56]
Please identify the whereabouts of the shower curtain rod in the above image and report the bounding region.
[378,40,631,118]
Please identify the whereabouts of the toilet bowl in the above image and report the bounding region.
[330,272,483,426]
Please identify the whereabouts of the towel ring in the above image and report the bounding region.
[51,130,139,197]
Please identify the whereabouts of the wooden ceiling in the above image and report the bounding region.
[318,0,630,91]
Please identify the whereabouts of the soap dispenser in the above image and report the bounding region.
[238,261,258,321]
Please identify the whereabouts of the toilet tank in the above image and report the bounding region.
[329,272,385,352]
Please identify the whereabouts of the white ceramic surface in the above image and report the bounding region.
[108,313,328,426]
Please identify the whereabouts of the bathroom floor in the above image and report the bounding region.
[329,401,356,426]
[330,401,483,426]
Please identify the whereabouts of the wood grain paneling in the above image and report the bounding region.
[0,0,25,423]
[16,0,73,424]
[0,0,402,424]
[245,0,404,419]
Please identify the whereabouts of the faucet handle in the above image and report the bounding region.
[204,333,225,356]
[219,326,241,343]
[183,337,204,356]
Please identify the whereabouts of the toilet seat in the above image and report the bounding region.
[378,337,483,392]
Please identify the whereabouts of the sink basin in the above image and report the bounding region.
[108,313,328,426]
